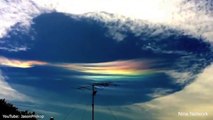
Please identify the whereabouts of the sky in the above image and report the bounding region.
[0,0,213,120]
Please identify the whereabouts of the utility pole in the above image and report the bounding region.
[92,84,97,120]
[78,82,116,120]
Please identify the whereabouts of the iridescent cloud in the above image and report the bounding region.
[59,60,155,75]
[0,56,47,68]
[57,59,158,81]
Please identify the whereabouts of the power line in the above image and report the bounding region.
[106,106,118,120]
[62,93,85,120]
[97,92,118,120]
[80,98,90,120]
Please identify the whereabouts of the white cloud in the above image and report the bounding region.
[1,0,213,43]
[130,63,213,120]
[31,0,213,42]
[32,0,181,23]
[0,0,43,39]
[0,46,28,52]
[148,88,173,98]
[165,70,195,84]
[0,71,29,101]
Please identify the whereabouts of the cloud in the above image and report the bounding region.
[0,1,213,118]
[1,0,213,43]
[58,59,154,75]
[164,70,195,84]
[0,56,47,68]
[33,0,213,42]
[0,0,42,39]
[0,46,28,52]
[130,63,213,120]
[0,71,29,101]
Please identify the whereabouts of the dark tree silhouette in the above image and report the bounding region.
[0,99,37,120]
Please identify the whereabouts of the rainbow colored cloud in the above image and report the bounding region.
[0,56,159,81]
[58,59,158,81]
[0,56,47,68]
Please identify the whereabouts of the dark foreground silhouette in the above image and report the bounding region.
[0,99,37,120]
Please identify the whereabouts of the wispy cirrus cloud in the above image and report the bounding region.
[58,59,155,76]
[0,56,47,68]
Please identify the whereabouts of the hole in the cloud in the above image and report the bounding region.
[1,12,212,106]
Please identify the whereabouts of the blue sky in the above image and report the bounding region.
[0,0,213,120]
